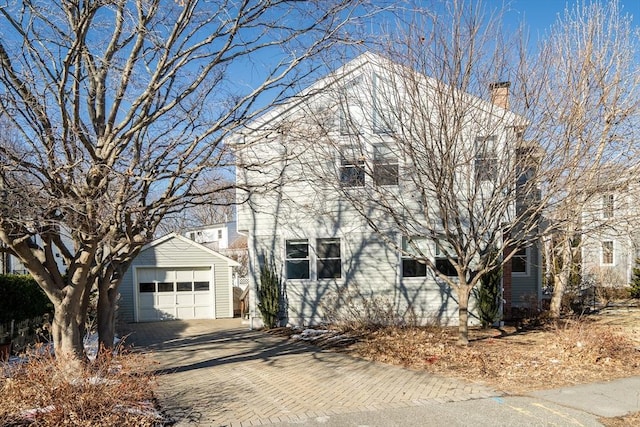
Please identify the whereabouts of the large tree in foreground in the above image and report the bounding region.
[0,0,366,360]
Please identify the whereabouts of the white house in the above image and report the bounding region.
[581,176,640,289]
[118,233,239,322]
[185,220,242,252]
[233,52,542,328]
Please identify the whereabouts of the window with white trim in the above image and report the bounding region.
[286,239,310,279]
[603,194,614,219]
[602,241,614,265]
[372,73,394,134]
[435,245,458,277]
[475,136,497,182]
[401,236,428,277]
[373,144,399,186]
[317,238,341,279]
[512,247,528,275]
[339,147,365,187]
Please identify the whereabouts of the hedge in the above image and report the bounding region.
[0,275,52,323]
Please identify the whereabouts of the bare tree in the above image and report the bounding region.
[316,2,540,345]
[0,0,369,361]
[528,0,640,318]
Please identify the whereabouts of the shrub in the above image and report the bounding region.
[321,286,419,330]
[474,267,501,328]
[630,258,640,299]
[257,263,282,329]
[0,344,161,426]
[0,275,52,323]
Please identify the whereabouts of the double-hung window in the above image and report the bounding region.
[511,247,528,275]
[602,241,614,265]
[286,239,310,279]
[475,136,497,182]
[317,238,341,279]
[435,245,457,277]
[373,144,399,186]
[603,194,614,219]
[372,73,394,134]
[401,236,428,277]
[340,147,365,187]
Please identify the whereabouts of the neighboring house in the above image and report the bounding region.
[185,220,242,252]
[581,177,640,289]
[233,52,542,328]
[118,233,239,322]
[184,220,249,286]
[2,234,68,275]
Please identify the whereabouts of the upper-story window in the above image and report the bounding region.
[340,158,365,187]
[339,105,356,136]
[317,238,341,279]
[603,194,614,219]
[511,247,528,275]
[372,73,394,134]
[218,230,223,239]
[373,144,399,186]
[602,241,614,265]
[286,239,310,279]
[475,136,497,182]
[340,147,365,187]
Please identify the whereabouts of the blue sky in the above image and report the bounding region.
[503,0,639,37]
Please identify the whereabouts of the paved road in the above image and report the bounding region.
[124,319,638,427]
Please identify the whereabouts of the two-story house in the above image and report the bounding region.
[233,52,542,328]
[581,173,640,289]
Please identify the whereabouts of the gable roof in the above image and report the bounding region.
[142,233,240,266]
[230,51,526,143]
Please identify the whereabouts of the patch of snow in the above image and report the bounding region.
[113,400,163,420]
[19,405,55,421]
[84,333,121,361]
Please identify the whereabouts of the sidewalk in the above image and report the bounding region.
[530,376,640,418]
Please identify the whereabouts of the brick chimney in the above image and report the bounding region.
[489,81,510,109]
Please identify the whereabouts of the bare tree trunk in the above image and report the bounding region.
[549,238,572,319]
[457,286,471,345]
[97,285,117,351]
[51,301,84,360]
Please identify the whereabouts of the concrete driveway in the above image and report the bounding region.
[124,319,499,426]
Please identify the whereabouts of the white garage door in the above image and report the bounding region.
[136,267,213,321]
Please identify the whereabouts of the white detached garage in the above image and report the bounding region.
[118,233,239,323]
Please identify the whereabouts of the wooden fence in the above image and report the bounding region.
[0,314,50,357]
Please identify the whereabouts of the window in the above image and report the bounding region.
[286,239,310,279]
[373,144,399,186]
[317,238,341,279]
[512,247,528,274]
[194,281,210,291]
[139,282,155,293]
[602,241,614,265]
[435,245,457,277]
[401,236,427,277]
[340,152,365,187]
[157,282,174,292]
[475,136,497,182]
[603,194,614,219]
[372,74,394,134]
[339,107,355,135]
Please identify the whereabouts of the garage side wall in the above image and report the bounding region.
[119,236,234,323]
